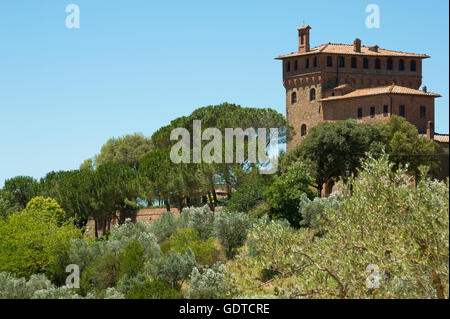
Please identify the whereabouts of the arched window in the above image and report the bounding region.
[387,58,393,70]
[291,92,297,104]
[399,59,405,70]
[351,57,357,68]
[363,58,369,69]
[375,58,381,69]
[327,56,333,67]
[339,56,345,68]
[313,56,317,67]
[301,124,307,137]
[310,88,316,101]
[410,60,417,71]
[286,61,291,72]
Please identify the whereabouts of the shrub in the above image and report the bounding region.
[0,272,116,299]
[126,279,182,299]
[161,228,222,266]
[153,248,197,289]
[298,192,341,233]
[227,181,265,213]
[109,219,160,258]
[296,153,449,298]
[213,210,250,259]
[246,216,311,276]
[119,241,145,278]
[0,197,81,278]
[187,263,230,299]
[248,202,270,219]
[80,253,121,295]
[264,161,315,227]
[178,205,215,239]
[148,211,177,243]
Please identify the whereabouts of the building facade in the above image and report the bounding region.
[276,25,443,150]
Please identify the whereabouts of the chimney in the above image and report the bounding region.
[427,121,434,140]
[422,86,427,93]
[368,45,379,52]
[297,25,311,53]
[353,38,361,53]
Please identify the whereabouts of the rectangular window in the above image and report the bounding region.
[357,108,363,119]
[294,60,298,71]
[383,105,388,117]
[420,106,426,118]
[399,105,405,117]
[370,106,375,118]
[339,56,345,68]
[286,61,291,72]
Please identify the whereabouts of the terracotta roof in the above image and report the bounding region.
[275,43,430,59]
[433,134,450,143]
[297,25,311,30]
[318,85,441,102]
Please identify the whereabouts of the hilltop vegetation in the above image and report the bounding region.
[0,104,447,299]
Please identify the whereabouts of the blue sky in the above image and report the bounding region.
[0,0,448,186]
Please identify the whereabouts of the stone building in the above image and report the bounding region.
[275,25,447,150]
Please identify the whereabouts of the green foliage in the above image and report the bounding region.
[3,176,38,209]
[0,190,20,219]
[0,197,81,278]
[227,179,266,213]
[0,272,121,299]
[80,253,121,295]
[296,153,449,298]
[148,211,177,243]
[178,205,215,239]
[152,248,197,288]
[377,115,439,178]
[213,210,250,259]
[94,133,153,169]
[187,263,230,299]
[119,241,145,278]
[161,228,223,266]
[38,169,96,227]
[246,216,311,275]
[109,219,160,259]
[298,192,341,233]
[126,279,182,299]
[264,161,315,226]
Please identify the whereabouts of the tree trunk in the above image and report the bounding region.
[212,188,218,206]
[165,197,170,212]
[94,217,99,238]
[207,192,214,211]
[177,196,184,212]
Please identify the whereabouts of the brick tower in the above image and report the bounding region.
[276,25,441,150]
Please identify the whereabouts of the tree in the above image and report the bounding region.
[90,162,140,236]
[283,119,381,195]
[0,197,81,278]
[3,176,38,209]
[149,103,291,208]
[0,190,20,219]
[213,210,250,258]
[376,115,439,181]
[264,161,315,226]
[38,169,96,227]
[94,133,152,169]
